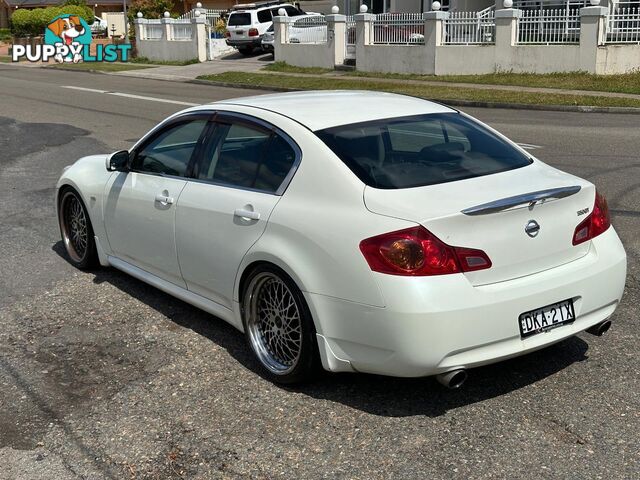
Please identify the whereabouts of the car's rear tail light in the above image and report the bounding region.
[224,31,231,38]
[573,190,611,246]
[248,28,259,36]
[359,226,492,276]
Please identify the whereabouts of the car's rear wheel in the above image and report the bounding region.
[58,188,98,269]
[238,46,254,55]
[242,265,318,384]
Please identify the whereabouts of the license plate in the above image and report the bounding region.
[236,30,244,35]
[519,299,575,339]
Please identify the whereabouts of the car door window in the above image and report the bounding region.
[257,9,272,23]
[132,119,207,177]
[198,120,297,193]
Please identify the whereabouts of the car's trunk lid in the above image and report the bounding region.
[364,162,595,286]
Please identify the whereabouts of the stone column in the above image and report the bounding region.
[354,12,374,62]
[580,6,607,73]
[424,10,446,75]
[192,16,207,62]
[327,14,346,66]
[161,17,173,41]
[273,16,292,61]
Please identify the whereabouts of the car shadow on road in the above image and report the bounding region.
[53,243,590,418]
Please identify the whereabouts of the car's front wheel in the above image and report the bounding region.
[242,265,319,384]
[58,187,98,269]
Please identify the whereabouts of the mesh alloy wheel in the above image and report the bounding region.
[244,271,304,375]
[60,191,89,263]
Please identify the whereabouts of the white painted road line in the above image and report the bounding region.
[61,86,199,107]
[517,142,543,150]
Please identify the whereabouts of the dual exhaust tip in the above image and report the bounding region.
[436,320,612,389]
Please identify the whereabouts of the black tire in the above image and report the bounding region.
[58,187,99,269]
[238,46,254,56]
[241,264,319,384]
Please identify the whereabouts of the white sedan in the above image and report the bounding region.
[56,91,627,387]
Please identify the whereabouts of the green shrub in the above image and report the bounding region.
[10,9,32,36]
[0,28,11,42]
[10,5,94,37]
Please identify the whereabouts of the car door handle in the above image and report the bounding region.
[155,194,174,205]
[234,208,260,220]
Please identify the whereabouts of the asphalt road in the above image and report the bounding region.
[0,64,638,480]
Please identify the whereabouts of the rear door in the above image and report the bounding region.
[175,114,300,308]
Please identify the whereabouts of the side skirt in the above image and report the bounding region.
[107,255,243,330]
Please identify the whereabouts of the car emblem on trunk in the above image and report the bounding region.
[525,220,541,238]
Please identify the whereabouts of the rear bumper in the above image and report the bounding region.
[308,227,627,377]
[226,38,263,48]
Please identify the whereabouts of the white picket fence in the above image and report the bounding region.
[172,20,193,40]
[606,7,640,43]
[518,8,581,44]
[141,20,163,40]
[443,10,496,45]
[178,8,226,26]
[371,13,425,45]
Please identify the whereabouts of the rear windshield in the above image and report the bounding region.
[228,13,251,26]
[315,113,532,189]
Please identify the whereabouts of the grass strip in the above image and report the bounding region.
[197,71,640,109]
[264,62,640,95]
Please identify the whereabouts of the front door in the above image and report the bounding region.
[104,116,210,287]
[176,115,300,309]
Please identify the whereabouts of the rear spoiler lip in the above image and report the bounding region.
[461,185,582,216]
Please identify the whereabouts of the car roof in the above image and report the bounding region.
[211,91,456,131]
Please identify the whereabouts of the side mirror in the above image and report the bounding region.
[106,150,130,172]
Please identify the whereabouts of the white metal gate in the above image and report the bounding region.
[345,15,356,61]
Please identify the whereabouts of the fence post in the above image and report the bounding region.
[424,10,446,48]
[133,18,146,41]
[273,16,291,61]
[424,10,446,75]
[580,6,607,73]
[495,8,521,47]
[192,16,207,62]
[161,17,173,41]
[354,12,375,60]
[327,14,346,67]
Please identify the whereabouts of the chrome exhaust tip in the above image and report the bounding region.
[436,369,467,389]
[586,320,612,337]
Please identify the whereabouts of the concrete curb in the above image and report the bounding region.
[190,78,640,115]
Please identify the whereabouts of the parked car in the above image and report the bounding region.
[56,91,626,387]
[288,15,327,43]
[261,24,275,53]
[225,1,306,55]
[90,15,108,37]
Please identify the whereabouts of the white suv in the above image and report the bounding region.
[225,2,308,55]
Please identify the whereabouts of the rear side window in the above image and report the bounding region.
[257,9,272,23]
[228,13,251,26]
[198,121,297,193]
[315,113,531,189]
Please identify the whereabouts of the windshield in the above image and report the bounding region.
[228,13,251,26]
[315,113,532,189]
